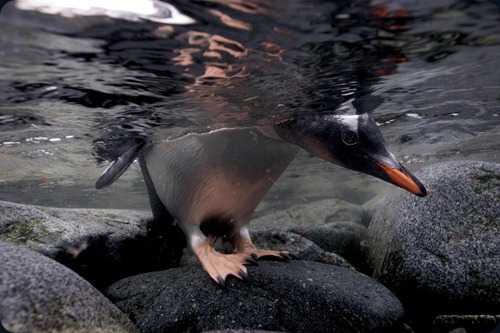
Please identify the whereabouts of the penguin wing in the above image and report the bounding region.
[95,141,147,189]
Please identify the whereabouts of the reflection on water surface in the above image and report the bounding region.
[0,0,499,209]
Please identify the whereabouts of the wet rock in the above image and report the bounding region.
[251,198,367,227]
[250,227,351,267]
[447,329,467,333]
[0,200,179,290]
[431,314,499,333]
[203,330,284,333]
[286,222,370,272]
[0,241,139,333]
[362,188,390,224]
[368,161,500,330]
[106,261,406,333]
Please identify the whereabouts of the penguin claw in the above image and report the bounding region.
[245,256,259,266]
[238,269,249,280]
[280,253,291,261]
[192,241,249,287]
[251,253,258,261]
[216,275,225,287]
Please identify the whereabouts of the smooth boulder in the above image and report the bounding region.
[0,200,178,289]
[250,227,351,267]
[106,260,406,333]
[0,241,139,333]
[368,161,500,329]
[251,198,367,227]
[285,222,370,272]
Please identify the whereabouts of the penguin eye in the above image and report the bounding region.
[342,130,358,145]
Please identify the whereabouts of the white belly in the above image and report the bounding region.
[141,127,298,234]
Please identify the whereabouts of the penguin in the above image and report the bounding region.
[96,112,426,285]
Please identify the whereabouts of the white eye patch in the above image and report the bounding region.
[334,114,360,134]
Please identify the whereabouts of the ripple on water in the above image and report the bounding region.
[0,0,499,208]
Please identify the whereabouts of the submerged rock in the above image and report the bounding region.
[368,161,500,330]
[362,189,390,223]
[0,241,139,333]
[203,330,284,333]
[106,261,406,333]
[203,331,285,333]
[285,222,370,272]
[431,314,499,333]
[251,198,367,227]
[0,200,179,290]
[250,227,351,267]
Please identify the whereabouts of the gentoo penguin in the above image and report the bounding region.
[96,112,426,285]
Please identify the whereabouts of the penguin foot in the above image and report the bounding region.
[191,241,249,285]
[230,228,297,263]
[244,248,296,262]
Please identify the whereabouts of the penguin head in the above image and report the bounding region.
[273,112,427,197]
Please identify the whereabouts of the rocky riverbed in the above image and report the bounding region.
[0,160,499,333]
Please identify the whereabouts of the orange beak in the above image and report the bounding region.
[376,162,427,197]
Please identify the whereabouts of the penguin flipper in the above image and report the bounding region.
[95,141,147,189]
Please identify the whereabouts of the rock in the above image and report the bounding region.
[362,189,390,224]
[0,200,180,290]
[203,331,284,333]
[106,261,407,333]
[0,241,139,333]
[286,222,370,272]
[368,161,500,330]
[251,198,367,227]
[250,227,351,267]
[447,329,467,333]
[431,314,499,333]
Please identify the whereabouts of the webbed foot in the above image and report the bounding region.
[191,239,249,286]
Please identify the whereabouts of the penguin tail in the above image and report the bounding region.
[95,140,147,189]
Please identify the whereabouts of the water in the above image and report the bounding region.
[0,0,499,211]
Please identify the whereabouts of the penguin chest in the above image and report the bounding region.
[187,167,279,231]
[141,127,298,236]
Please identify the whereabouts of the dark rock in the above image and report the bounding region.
[0,200,178,290]
[251,198,367,227]
[431,314,499,333]
[286,222,370,271]
[0,241,139,333]
[448,329,467,333]
[250,227,351,267]
[202,330,282,333]
[203,331,284,333]
[368,161,500,330]
[106,261,406,333]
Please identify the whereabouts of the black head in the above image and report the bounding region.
[273,112,427,197]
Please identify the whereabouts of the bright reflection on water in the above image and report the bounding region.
[0,0,499,210]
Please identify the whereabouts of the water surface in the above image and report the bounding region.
[0,0,499,210]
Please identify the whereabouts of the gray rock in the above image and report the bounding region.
[203,331,284,333]
[106,261,406,333]
[447,329,467,333]
[250,227,352,267]
[286,222,370,271]
[0,200,179,290]
[0,241,139,333]
[368,161,500,329]
[362,189,390,224]
[251,198,367,227]
[431,314,499,333]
